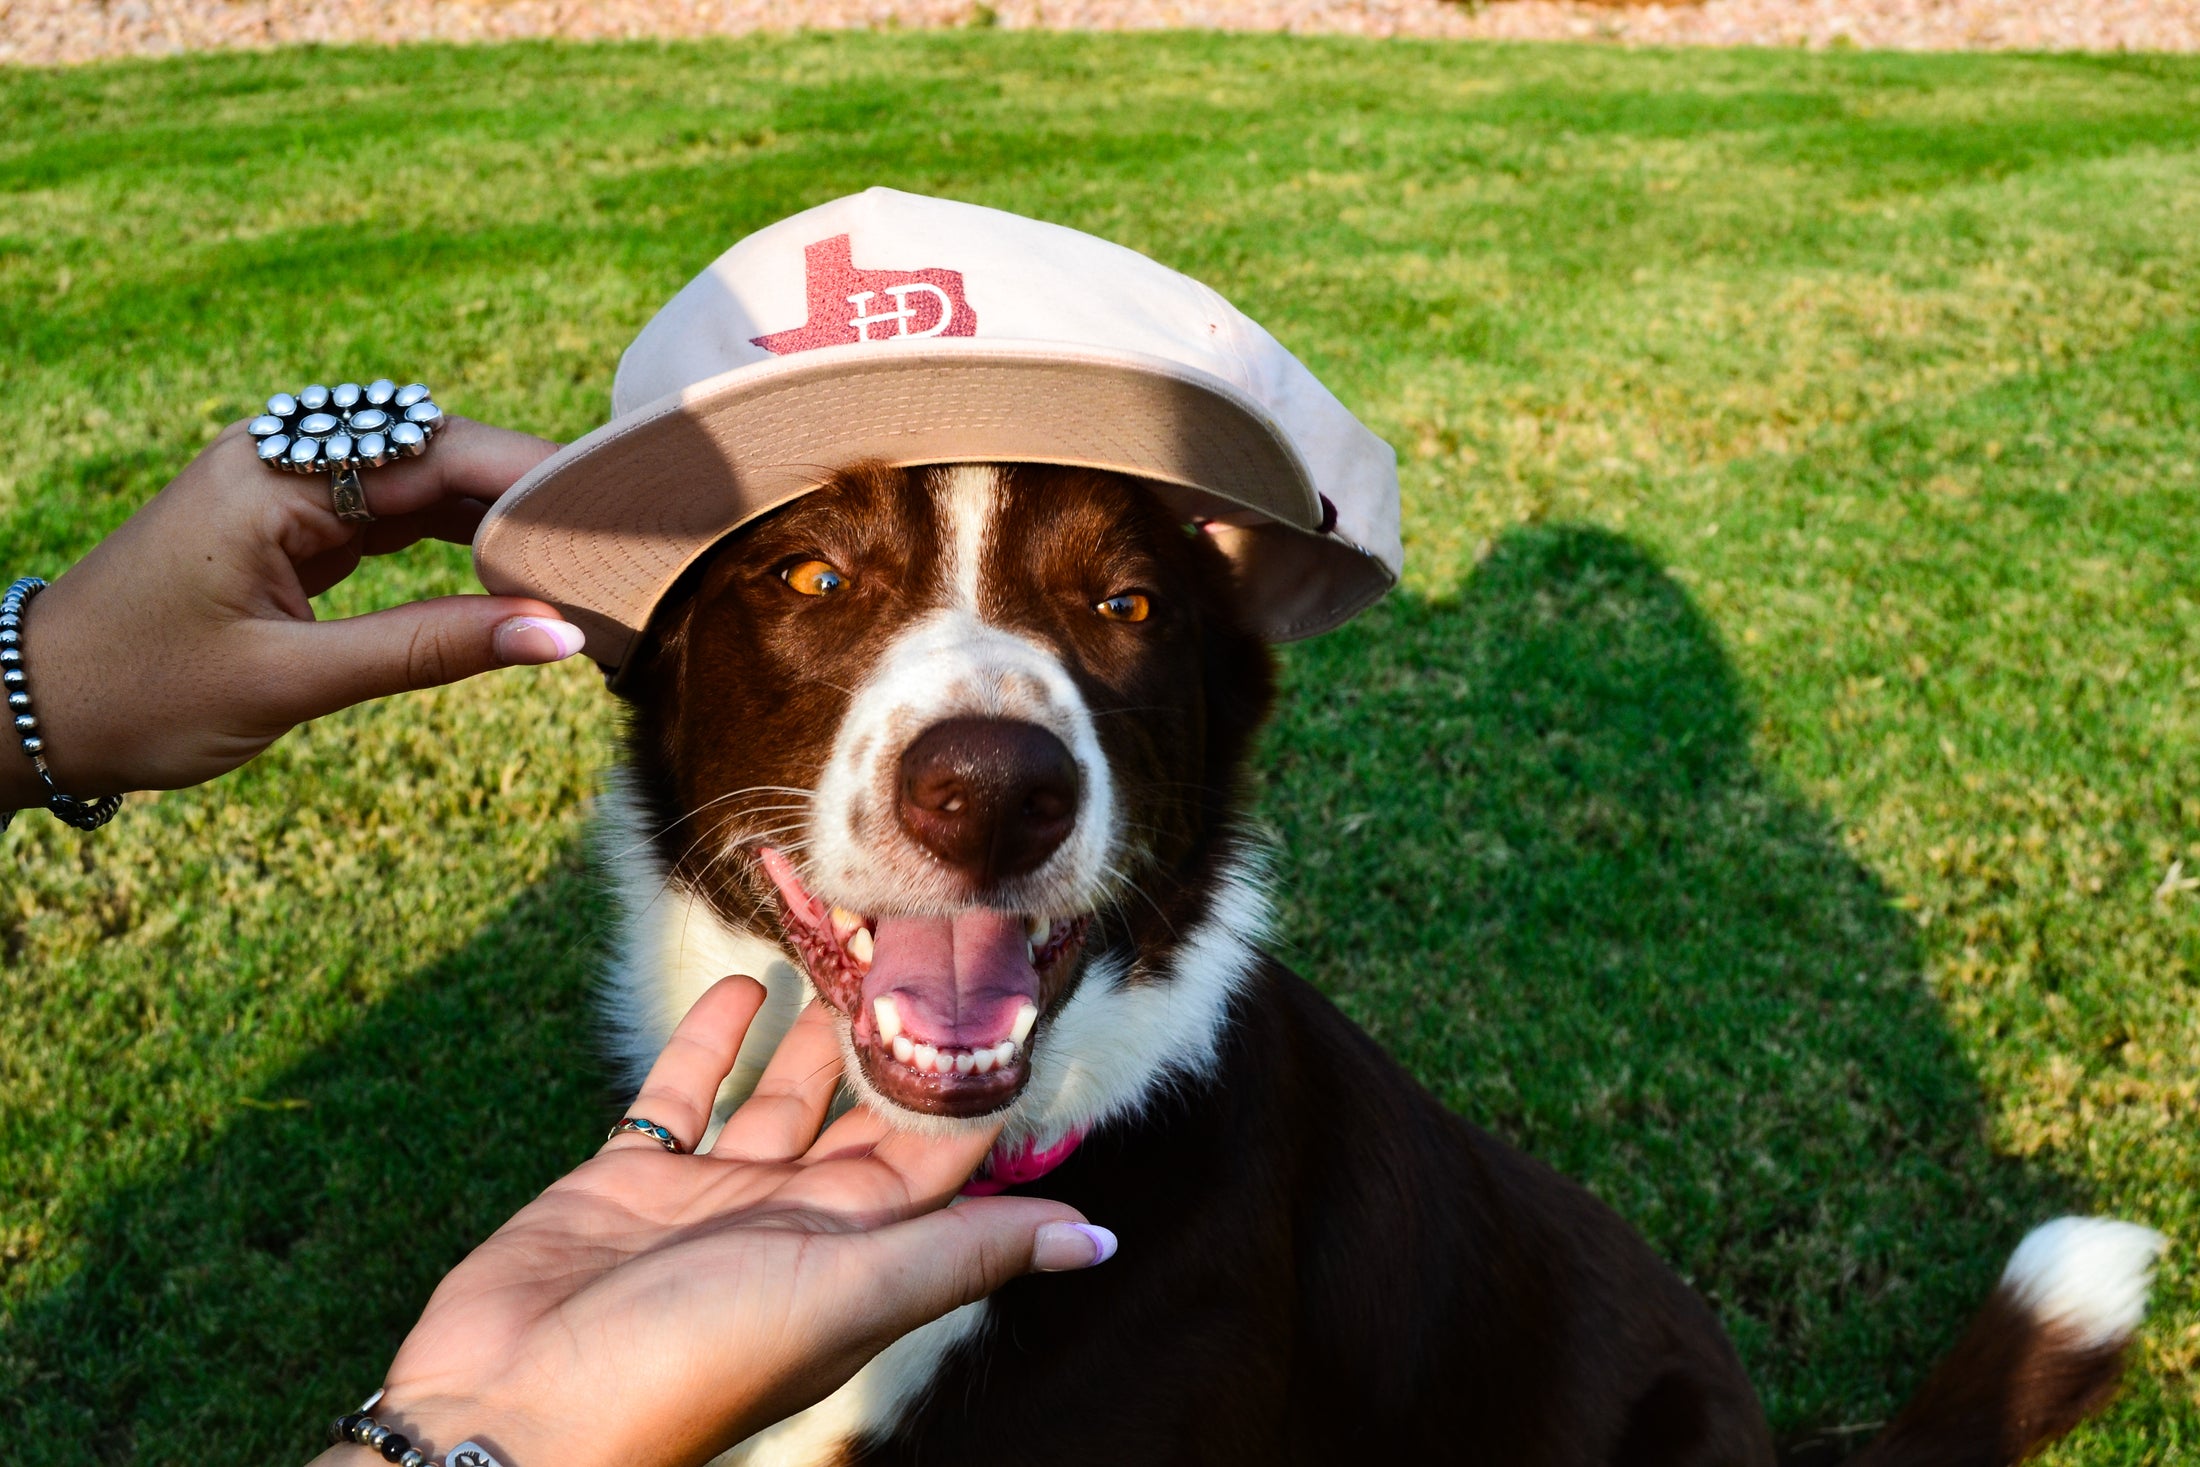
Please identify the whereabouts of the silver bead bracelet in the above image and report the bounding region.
[329,1395,508,1467]
[2,576,124,834]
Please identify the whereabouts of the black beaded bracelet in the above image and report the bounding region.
[3,576,123,833]
[332,1409,431,1466]
[329,1400,508,1467]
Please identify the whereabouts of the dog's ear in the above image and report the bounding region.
[612,561,710,804]
[618,523,752,715]
[619,593,693,707]
[1195,539,1278,798]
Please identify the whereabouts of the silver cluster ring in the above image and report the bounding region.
[248,380,442,523]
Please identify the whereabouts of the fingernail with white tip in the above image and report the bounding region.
[1034,1222,1117,1272]
[495,616,586,665]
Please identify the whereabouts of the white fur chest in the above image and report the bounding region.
[711,1303,989,1467]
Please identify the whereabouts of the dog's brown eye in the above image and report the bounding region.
[783,559,849,597]
[1096,592,1151,623]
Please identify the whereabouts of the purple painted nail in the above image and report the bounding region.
[495,616,586,665]
[1034,1221,1118,1271]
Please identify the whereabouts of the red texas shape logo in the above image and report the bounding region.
[751,234,979,353]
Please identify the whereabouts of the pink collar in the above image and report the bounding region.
[961,1129,1087,1196]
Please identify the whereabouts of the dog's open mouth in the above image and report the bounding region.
[758,847,1088,1117]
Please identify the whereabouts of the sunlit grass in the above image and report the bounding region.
[2,34,2196,1464]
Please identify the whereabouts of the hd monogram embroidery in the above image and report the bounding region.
[752,235,978,353]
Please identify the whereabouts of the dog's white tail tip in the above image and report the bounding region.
[1999,1216,2167,1349]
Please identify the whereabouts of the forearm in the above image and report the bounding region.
[0,744,40,812]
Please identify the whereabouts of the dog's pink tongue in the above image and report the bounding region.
[863,909,1038,1050]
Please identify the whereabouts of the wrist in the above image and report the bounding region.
[0,738,38,813]
[15,570,128,796]
[1,581,37,813]
[1,582,47,813]
[342,1391,550,1467]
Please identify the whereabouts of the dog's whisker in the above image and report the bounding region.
[1096,859,1177,939]
[602,785,818,863]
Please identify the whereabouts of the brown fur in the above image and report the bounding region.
[615,462,2140,1467]
[867,964,1775,1466]
[621,463,1270,999]
[1843,1301,2134,1467]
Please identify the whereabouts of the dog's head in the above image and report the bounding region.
[619,461,1274,1131]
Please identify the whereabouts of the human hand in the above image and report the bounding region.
[2,415,581,805]
[330,978,1109,1467]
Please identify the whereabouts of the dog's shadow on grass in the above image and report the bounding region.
[1,523,2069,1462]
[1260,523,2071,1446]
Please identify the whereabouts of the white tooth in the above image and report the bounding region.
[848,927,875,964]
[955,1050,977,1075]
[872,996,902,1043]
[831,906,863,938]
[1010,1002,1037,1047]
[891,1035,915,1063]
[994,1040,1017,1069]
[973,1047,997,1074]
[912,1043,938,1072]
[935,1050,959,1075]
[1025,913,1048,941]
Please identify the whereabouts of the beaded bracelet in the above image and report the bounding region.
[330,1401,508,1467]
[2,576,123,833]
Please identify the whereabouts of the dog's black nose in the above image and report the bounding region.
[898,718,1079,887]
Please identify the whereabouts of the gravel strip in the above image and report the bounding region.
[5,0,2198,69]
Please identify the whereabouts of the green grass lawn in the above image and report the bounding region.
[2,31,2197,1465]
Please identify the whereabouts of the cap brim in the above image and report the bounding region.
[474,339,1388,672]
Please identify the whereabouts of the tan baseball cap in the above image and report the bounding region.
[473,188,1402,674]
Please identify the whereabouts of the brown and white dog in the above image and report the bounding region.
[598,459,2162,1467]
